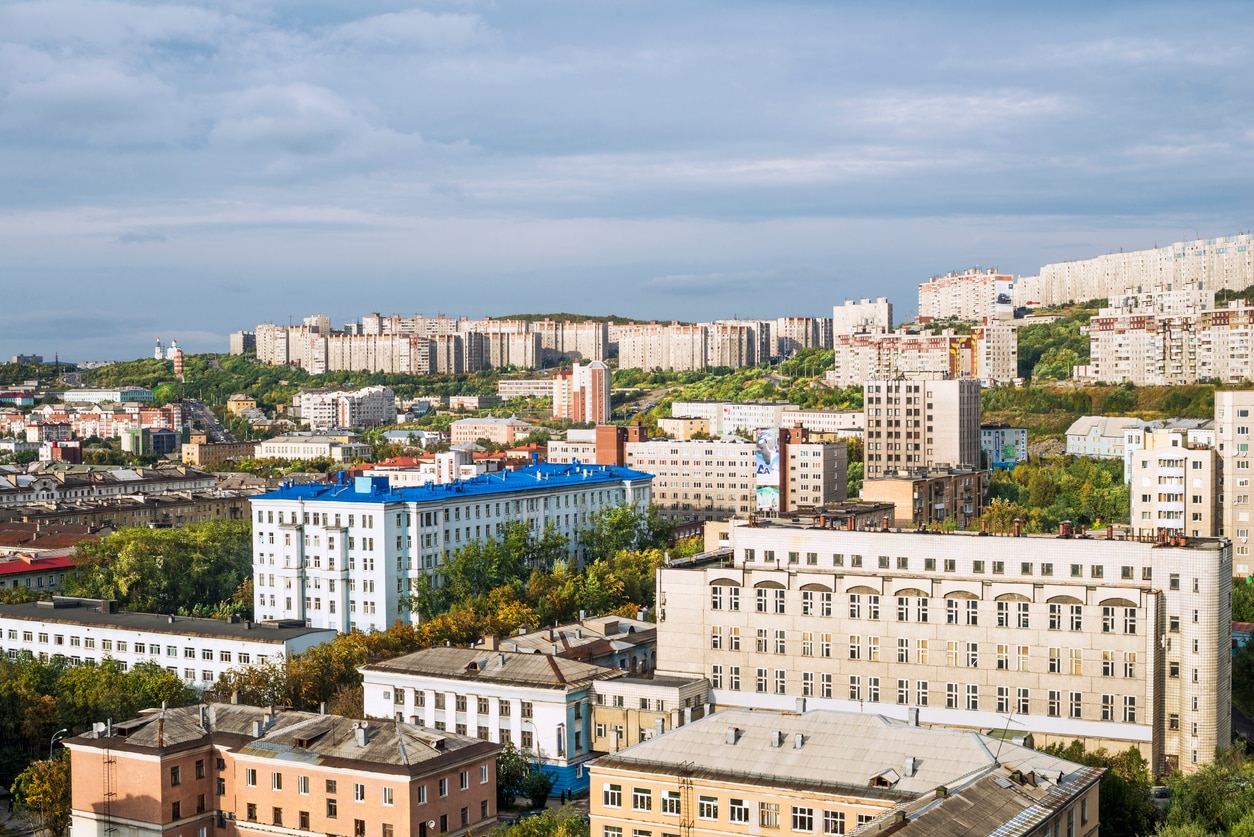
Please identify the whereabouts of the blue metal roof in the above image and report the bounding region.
[253,462,652,505]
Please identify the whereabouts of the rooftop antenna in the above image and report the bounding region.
[991,711,1025,767]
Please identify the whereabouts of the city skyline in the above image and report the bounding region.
[1,0,1251,360]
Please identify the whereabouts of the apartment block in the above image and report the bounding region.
[1083,301,1254,385]
[859,468,988,529]
[589,708,1102,837]
[863,379,981,479]
[656,417,710,441]
[0,597,333,685]
[228,331,255,355]
[293,386,396,431]
[587,675,710,753]
[775,317,822,356]
[532,320,609,364]
[1065,416,1145,460]
[255,434,373,462]
[182,441,260,467]
[655,517,1232,774]
[67,703,499,837]
[917,268,1014,322]
[553,361,611,424]
[449,416,536,446]
[248,464,653,632]
[621,432,845,523]
[832,298,893,336]
[497,379,555,399]
[1017,233,1254,309]
[1129,446,1219,538]
[1217,391,1254,573]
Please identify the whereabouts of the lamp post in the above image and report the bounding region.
[50,728,68,759]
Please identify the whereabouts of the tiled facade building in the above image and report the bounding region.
[655,517,1231,774]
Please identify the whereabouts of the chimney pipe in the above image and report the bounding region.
[1012,519,1022,538]
[1107,524,1114,540]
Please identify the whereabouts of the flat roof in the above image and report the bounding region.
[595,708,1097,802]
[255,462,652,505]
[0,598,335,643]
[363,646,623,691]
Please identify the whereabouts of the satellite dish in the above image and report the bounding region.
[428,821,436,829]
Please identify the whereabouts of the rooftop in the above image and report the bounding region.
[362,646,624,691]
[69,703,497,773]
[595,708,1100,804]
[477,615,655,661]
[254,463,652,505]
[0,597,335,643]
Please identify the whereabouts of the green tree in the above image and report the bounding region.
[490,806,590,837]
[11,754,71,837]
[496,741,531,808]
[1043,741,1156,837]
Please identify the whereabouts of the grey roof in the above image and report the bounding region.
[0,598,334,643]
[362,646,623,691]
[1065,415,1144,437]
[594,709,1093,802]
[70,703,498,773]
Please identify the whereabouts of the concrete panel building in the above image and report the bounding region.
[863,379,981,479]
[833,299,893,337]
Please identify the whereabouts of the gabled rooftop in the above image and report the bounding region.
[362,646,624,691]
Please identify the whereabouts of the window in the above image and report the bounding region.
[300,812,310,830]
[382,787,393,806]
[273,808,283,827]
[327,780,338,793]
[662,791,681,816]
[761,803,780,829]
[633,788,652,811]
[171,766,182,787]
[439,778,448,798]
[299,776,309,795]
[729,799,749,823]
[603,784,622,808]
[327,800,338,819]
[245,768,257,787]
[698,796,717,819]
[354,783,365,802]
[823,811,845,836]
[195,760,205,779]
[273,772,283,791]
[792,807,814,832]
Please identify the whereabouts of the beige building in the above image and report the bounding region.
[255,434,372,462]
[448,416,536,446]
[589,675,711,753]
[833,298,893,336]
[180,441,260,466]
[225,394,257,416]
[918,268,1014,322]
[859,468,988,529]
[775,317,822,355]
[67,703,499,837]
[589,708,1102,837]
[1217,390,1254,575]
[623,435,845,523]
[863,379,981,479]
[1129,446,1220,539]
[657,417,711,440]
[655,517,1232,774]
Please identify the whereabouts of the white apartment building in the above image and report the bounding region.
[248,464,653,632]
[863,379,981,478]
[980,424,1027,467]
[669,401,785,436]
[256,434,373,462]
[294,386,396,431]
[1122,420,1215,484]
[710,320,773,367]
[918,268,1015,322]
[623,436,845,523]
[62,387,154,404]
[497,379,555,399]
[828,332,987,388]
[780,408,864,438]
[360,450,495,488]
[655,517,1232,774]
[532,320,609,363]
[0,597,334,687]
[1217,391,1254,573]
[361,646,623,795]
[833,298,893,336]
[615,325,668,371]
[1017,233,1254,308]
[1129,446,1219,538]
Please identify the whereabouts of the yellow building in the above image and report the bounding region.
[226,393,258,416]
[589,708,1102,837]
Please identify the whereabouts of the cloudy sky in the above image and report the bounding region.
[1,0,1251,360]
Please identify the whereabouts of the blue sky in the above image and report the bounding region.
[1,0,1251,360]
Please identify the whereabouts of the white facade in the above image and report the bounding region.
[656,518,1232,775]
[863,379,981,478]
[1065,416,1145,459]
[833,298,893,337]
[256,435,373,462]
[62,387,154,404]
[918,269,1014,322]
[249,464,653,632]
[0,598,334,687]
[295,386,396,431]
[1129,446,1219,539]
[1217,391,1254,572]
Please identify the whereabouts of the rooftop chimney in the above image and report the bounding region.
[795,698,807,713]
[794,733,804,749]
[355,722,369,747]
[725,727,739,745]
[907,707,919,727]
[771,730,784,748]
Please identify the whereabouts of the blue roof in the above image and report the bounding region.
[253,462,652,505]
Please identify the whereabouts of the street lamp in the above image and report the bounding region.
[50,728,68,759]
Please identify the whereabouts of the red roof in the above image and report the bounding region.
[0,554,77,576]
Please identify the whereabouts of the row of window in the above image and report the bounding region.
[601,788,871,835]
[242,767,489,798]
[738,549,1166,582]
[239,804,482,834]
[0,629,268,662]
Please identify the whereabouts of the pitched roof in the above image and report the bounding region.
[362,646,623,691]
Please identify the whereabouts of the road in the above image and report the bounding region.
[184,398,235,443]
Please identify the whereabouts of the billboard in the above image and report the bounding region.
[994,279,1014,315]
[755,428,781,512]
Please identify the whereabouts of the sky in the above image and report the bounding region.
[1,0,1252,361]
